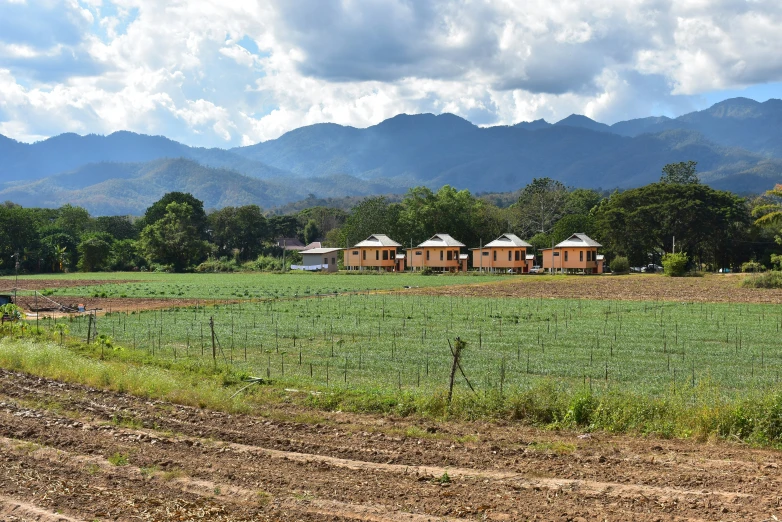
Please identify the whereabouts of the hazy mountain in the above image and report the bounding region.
[0,130,289,182]
[554,114,613,133]
[1,97,782,213]
[0,158,409,215]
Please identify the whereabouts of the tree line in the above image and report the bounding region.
[1,162,780,274]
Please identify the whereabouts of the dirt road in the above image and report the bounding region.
[1,369,781,521]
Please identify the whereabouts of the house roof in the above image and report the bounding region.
[301,248,343,255]
[483,233,532,248]
[301,241,322,251]
[540,233,602,250]
[353,234,402,248]
[416,233,465,248]
[276,237,306,250]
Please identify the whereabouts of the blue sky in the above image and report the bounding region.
[0,0,781,148]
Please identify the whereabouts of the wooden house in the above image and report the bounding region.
[344,234,405,271]
[294,247,342,273]
[470,233,532,273]
[541,233,603,274]
[406,234,466,272]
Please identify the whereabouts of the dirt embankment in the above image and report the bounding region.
[410,273,782,304]
[1,369,781,521]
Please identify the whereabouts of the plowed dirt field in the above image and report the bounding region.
[411,274,782,304]
[1,369,781,521]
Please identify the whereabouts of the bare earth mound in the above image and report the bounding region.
[1,369,781,521]
[410,273,782,304]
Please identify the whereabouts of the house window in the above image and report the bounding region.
[352,250,358,255]
[515,251,520,261]
[493,251,497,261]
[331,257,335,264]
[482,251,489,256]
[383,250,389,261]
[415,251,422,256]
[376,250,379,261]
[586,251,591,262]
[362,251,366,260]
[580,251,584,262]
[553,252,560,257]
[426,251,430,261]
[508,251,512,261]
[440,251,444,261]
[323,258,328,264]
[447,251,452,261]
[564,251,568,261]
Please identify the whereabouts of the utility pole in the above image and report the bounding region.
[479,238,482,273]
[12,251,19,304]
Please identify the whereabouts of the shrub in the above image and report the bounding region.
[610,256,630,274]
[741,271,782,289]
[194,259,237,272]
[420,266,435,276]
[771,254,782,271]
[661,252,688,277]
[740,261,766,273]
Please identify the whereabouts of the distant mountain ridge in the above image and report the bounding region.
[1,97,781,215]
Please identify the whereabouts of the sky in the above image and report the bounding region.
[1,0,781,148]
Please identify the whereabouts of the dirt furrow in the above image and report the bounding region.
[0,388,775,521]
[0,494,84,522]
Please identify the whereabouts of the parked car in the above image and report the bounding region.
[642,264,663,273]
[529,265,544,274]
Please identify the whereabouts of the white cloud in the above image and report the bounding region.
[0,0,781,147]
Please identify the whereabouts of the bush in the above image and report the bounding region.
[742,271,782,289]
[771,254,782,271]
[245,255,284,272]
[740,261,766,273]
[194,259,237,272]
[661,252,688,277]
[420,266,434,276]
[610,256,630,274]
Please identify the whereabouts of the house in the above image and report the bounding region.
[470,233,532,273]
[293,247,342,273]
[344,234,405,271]
[275,237,307,251]
[406,233,466,272]
[541,233,603,274]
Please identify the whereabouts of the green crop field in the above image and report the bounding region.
[2,271,508,300]
[6,272,782,442]
[40,292,782,399]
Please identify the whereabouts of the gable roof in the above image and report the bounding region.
[416,233,465,248]
[483,233,532,248]
[301,247,343,255]
[353,234,402,248]
[301,241,322,251]
[554,233,602,248]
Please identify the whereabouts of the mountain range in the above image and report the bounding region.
[1,97,781,215]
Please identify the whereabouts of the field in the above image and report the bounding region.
[2,271,782,521]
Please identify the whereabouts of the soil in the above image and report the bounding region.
[1,369,781,521]
[410,273,782,304]
[12,295,238,316]
[0,279,143,292]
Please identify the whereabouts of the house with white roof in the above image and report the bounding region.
[470,233,533,273]
[406,233,467,272]
[540,233,603,274]
[344,234,405,271]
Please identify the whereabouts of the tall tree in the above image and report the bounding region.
[77,232,114,272]
[660,161,699,184]
[139,202,210,271]
[513,178,569,237]
[141,192,207,238]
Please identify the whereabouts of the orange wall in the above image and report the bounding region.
[406,247,462,268]
[542,248,600,271]
[344,247,398,268]
[471,247,527,269]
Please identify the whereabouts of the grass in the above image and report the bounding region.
[108,452,129,466]
[742,271,782,289]
[2,271,507,300]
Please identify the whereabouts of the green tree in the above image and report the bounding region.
[55,204,91,239]
[139,202,210,271]
[339,196,402,246]
[303,220,320,244]
[0,206,40,270]
[77,232,114,272]
[513,178,569,237]
[90,215,138,241]
[111,239,143,271]
[550,214,596,246]
[565,188,603,215]
[595,182,749,268]
[660,161,699,184]
[141,192,207,238]
[207,205,268,261]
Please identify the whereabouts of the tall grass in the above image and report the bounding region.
[4,334,782,446]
